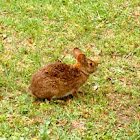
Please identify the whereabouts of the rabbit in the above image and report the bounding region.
[30,48,99,101]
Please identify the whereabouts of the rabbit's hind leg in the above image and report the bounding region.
[72,91,78,99]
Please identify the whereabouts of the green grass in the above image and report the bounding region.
[0,0,140,139]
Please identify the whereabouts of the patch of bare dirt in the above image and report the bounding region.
[31,116,44,124]
[69,120,86,133]
[119,76,133,88]
[102,29,115,38]
[106,93,139,129]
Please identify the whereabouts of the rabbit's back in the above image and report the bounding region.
[30,62,88,98]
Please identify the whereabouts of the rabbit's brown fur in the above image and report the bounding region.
[30,48,98,100]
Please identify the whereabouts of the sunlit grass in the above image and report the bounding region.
[0,0,140,139]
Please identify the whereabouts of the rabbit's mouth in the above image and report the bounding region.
[80,67,97,76]
[88,67,98,74]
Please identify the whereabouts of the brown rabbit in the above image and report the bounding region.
[30,48,99,100]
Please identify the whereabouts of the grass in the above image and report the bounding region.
[0,0,140,139]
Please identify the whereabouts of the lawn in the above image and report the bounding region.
[0,0,140,139]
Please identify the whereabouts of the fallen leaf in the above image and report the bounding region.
[27,38,33,44]
[0,96,3,100]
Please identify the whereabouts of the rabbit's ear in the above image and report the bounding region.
[73,48,82,59]
[77,54,86,63]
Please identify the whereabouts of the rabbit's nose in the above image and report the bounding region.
[95,62,101,66]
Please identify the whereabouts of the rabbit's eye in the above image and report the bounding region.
[89,63,93,66]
